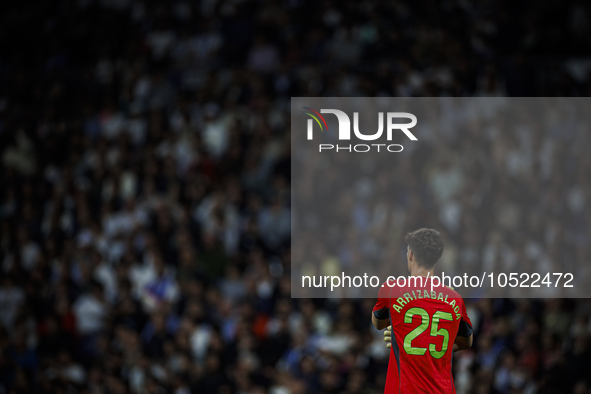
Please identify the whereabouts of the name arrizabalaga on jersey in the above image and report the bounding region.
[389,288,463,321]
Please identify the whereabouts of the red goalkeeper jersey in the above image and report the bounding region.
[373,277,473,393]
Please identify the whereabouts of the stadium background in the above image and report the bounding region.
[1,0,591,393]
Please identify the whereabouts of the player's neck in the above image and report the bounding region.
[410,266,435,278]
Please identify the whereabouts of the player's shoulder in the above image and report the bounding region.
[381,279,396,288]
[377,279,403,298]
[439,284,466,303]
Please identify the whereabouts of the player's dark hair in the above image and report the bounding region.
[404,228,444,268]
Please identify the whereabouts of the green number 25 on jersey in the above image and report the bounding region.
[403,307,453,359]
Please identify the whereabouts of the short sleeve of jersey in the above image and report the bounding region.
[372,281,393,321]
[457,299,473,337]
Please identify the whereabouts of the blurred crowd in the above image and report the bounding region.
[1,0,591,393]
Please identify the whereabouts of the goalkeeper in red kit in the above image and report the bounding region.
[372,228,473,393]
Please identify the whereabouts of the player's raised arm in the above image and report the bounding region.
[372,311,390,330]
[453,334,473,351]
[453,300,474,350]
[372,280,392,330]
